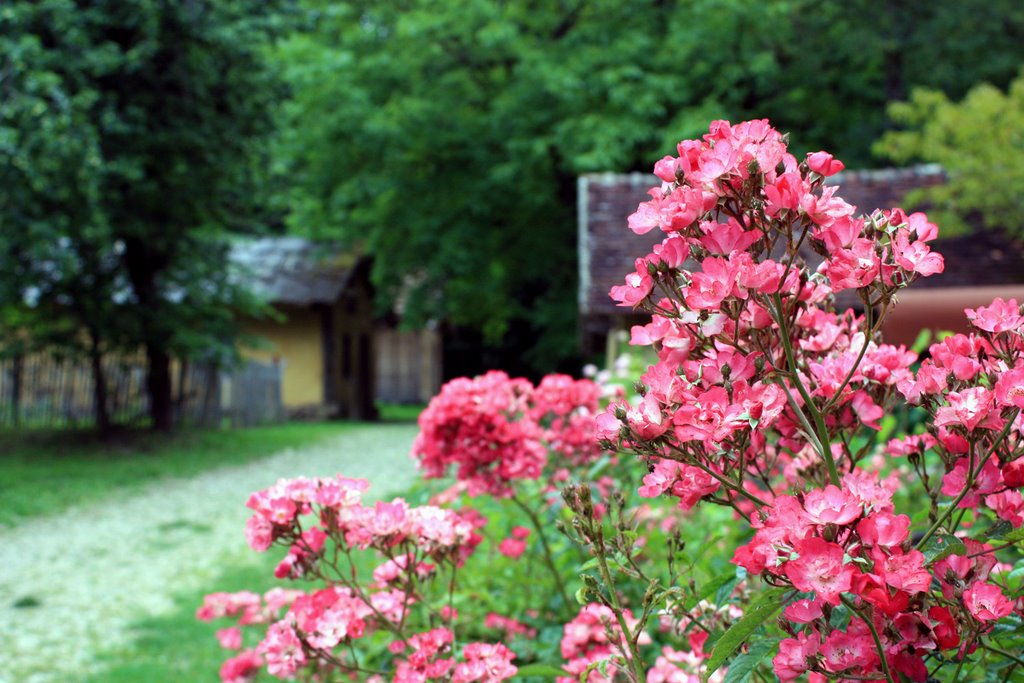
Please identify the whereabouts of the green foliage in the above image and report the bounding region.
[702,587,789,681]
[721,637,780,683]
[0,0,289,428]
[920,533,968,565]
[876,69,1024,235]
[276,0,1024,369]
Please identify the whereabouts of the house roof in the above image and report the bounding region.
[230,237,363,306]
[578,166,1024,317]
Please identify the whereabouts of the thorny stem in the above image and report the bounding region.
[916,408,1020,550]
[967,540,1018,558]
[510,494,572,611]
[591,522,648,683]
[771,293,840,486]
[983,644,1024,669]
[950,636,976,683]
[822,303,875,412]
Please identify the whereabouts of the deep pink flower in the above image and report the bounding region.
[452,642,518,682]
[965,298,1024,334]
[856,512,910,547]
[498,537,527,559]
[941,456,1002,508]
[892,229,944,277]
[700,218,760,254]
[934,387,1001,432]
[963,582,1014,621]
[995,367,1024,410]
[802,485,862,526]
[219,649,262,683]
[684,257,738,309]
[258,622,306,678]
[806,151,845,176]
[820,627,877,674]
[783,598,824,624]
[774,631,820,681]
[610,259,654,307]
[785,538,857,605]
[216,627,243,650]
[626,394,670,440]
[985,490,1024,527]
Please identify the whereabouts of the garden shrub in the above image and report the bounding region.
[199,120,1024,682]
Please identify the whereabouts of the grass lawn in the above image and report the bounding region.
[0,420,376,526]
[377,402,427,423]
[76,485,431,683]
[80,551,282,683]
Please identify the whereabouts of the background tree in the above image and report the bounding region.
[0,5,127,434]
[875,69,1024,236]
[0,0,287,431]
[277,0,1024,373]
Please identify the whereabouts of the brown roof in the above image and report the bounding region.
[230,237,364,306]
[578,166,1024,317]
[577,173,663,317]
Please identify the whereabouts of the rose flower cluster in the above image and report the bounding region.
[412,370,603,497]
[201,475,517,682]
[598,120,1022,681]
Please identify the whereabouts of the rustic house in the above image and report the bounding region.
[578,166,1024,354]
[231,237,443,418]
[232,237,378,419]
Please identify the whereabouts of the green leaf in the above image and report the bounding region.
[982,520,1014,541]
[921,534,967,564]
[702,587,789,682]
[514,663,570,678]
[716,567,747,605]
[722,638,780,683]
[686,572,735,610]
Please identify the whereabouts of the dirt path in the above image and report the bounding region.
[0,424,421,683]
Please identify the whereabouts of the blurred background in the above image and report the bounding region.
[2,0,1024,435]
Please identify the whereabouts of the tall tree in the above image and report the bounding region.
[0,0,285,431]
[0,6,127,433]
[277,0,1024,371]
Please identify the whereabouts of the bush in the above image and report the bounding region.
[199,120,1024,683]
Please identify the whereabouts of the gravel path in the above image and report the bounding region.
[0,424,421,683]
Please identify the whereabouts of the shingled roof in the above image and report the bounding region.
[230,237,364,306]
[578,165,1024,319]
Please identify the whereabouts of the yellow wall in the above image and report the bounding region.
[239,304,324,408]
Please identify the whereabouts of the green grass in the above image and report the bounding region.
[0,421,367,526]
[80,551,281,683]
[377,402,426,423]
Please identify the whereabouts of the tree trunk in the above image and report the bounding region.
[88,330,112,438]
[123,236,175,432]
[147,344,173,432]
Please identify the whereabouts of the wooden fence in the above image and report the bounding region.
[376,327,443,404]
[0,353,284,429]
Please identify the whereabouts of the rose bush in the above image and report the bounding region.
[200,120,1024,682]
